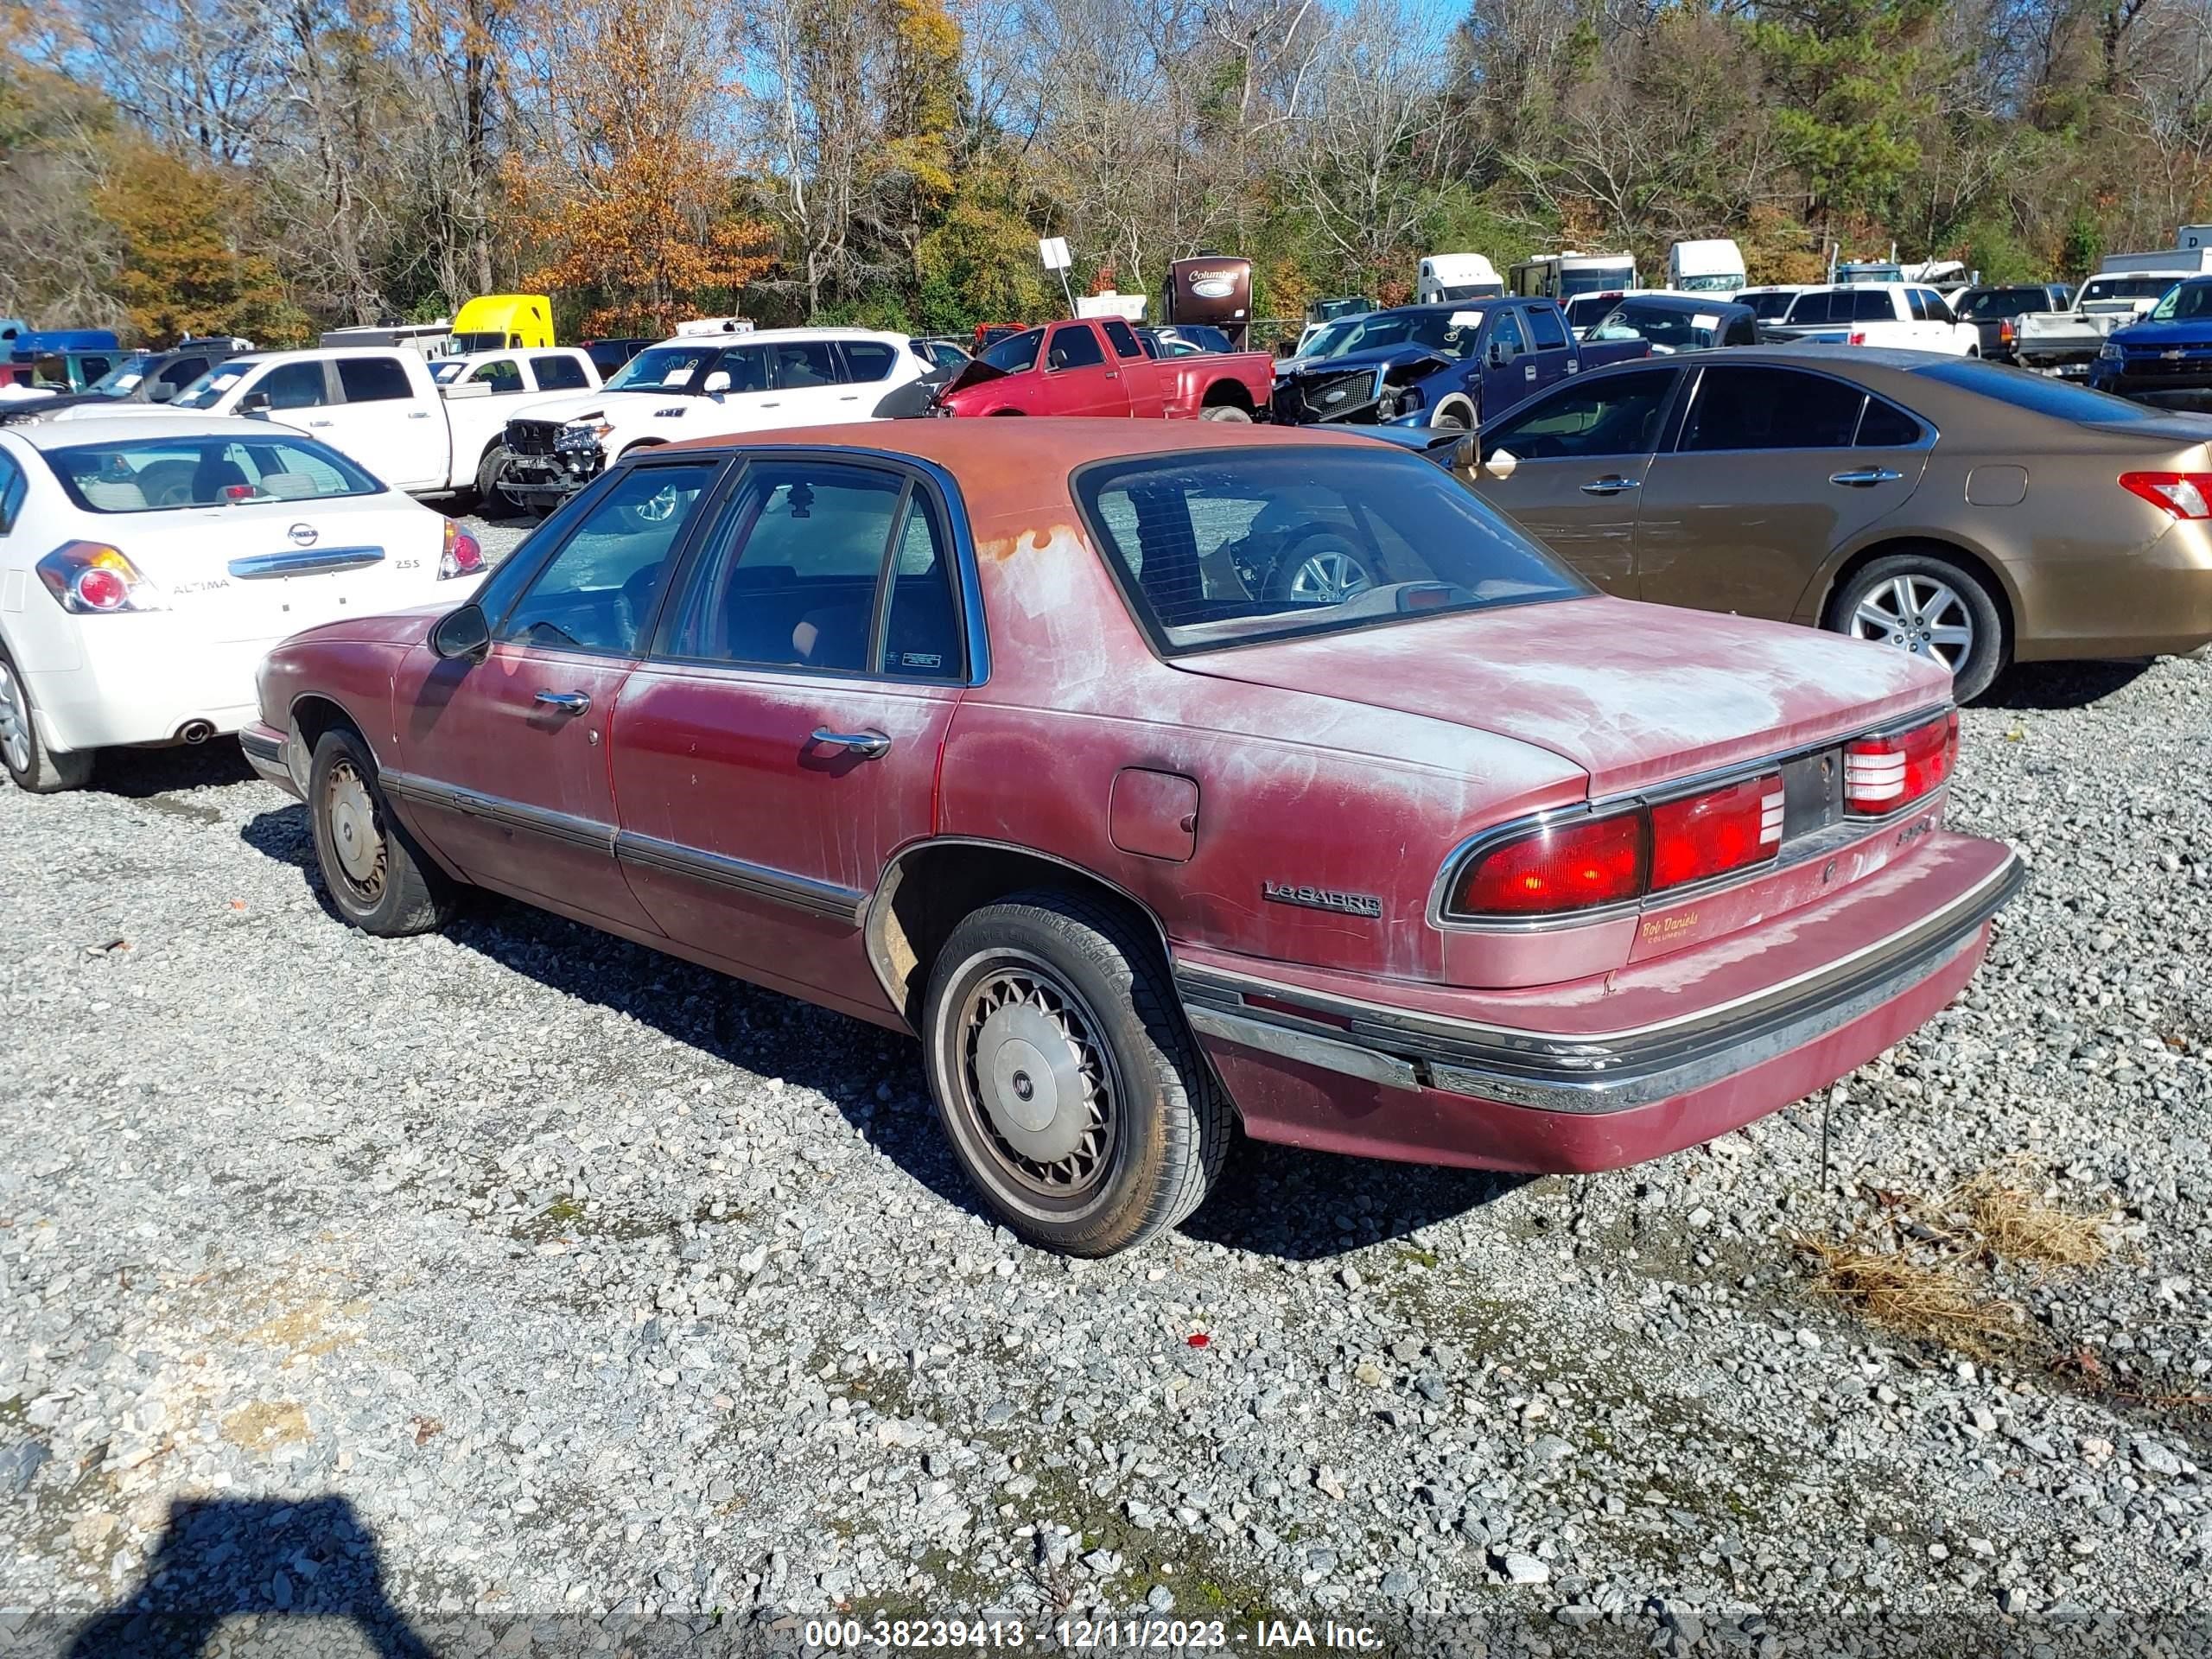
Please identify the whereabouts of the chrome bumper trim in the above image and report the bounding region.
[1177,852,2024,1114]
[238,728,298,798]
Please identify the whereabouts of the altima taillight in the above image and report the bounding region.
[2120,472,2212,519]
[1845,711,1958,815]
[439,520,484,580]
[35,542,167,613]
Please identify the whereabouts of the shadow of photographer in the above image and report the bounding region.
[65,1495,432,1658]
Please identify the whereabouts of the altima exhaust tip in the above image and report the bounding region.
[176,720,215,745]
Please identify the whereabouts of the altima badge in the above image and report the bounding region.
[1263,881,1382,919]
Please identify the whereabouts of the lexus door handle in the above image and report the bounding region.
[1580,476,1641,495]
[810,727,891,758]
[534,690,592,715]
[1829,467,1903,487]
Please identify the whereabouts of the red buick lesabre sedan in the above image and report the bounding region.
[245,422,2023,1255]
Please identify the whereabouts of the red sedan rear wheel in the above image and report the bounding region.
[922,890,1229,1256]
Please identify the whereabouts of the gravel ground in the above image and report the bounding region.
[1,630,2208,1657]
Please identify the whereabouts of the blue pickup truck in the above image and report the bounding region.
[1270,299,1649,430]
[2090,276,2212,410]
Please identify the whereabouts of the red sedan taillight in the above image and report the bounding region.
[1844,711,1958,815]
[1448,772,1786,918]
[1649,774,1784,891]
[1452,811,1647,917]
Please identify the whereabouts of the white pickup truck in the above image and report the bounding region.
[495,326,929,513]
[2012,270,2201,378]
[58,345,603,505]
[1757,283,1980,352]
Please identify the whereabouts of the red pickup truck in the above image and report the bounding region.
[936,317,1272,420]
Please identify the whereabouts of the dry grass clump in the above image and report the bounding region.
[1794,1160,2113,1357]
[1796,1234,2023,1358]
[1950,1169,2113,1268]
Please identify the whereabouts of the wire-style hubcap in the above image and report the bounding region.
[959,965,1115,1195]
[1851,574,1974,672]
[0,663,31,774]
[1284,547,1374,606]
[635,485,680,524]
[324,760,387,902]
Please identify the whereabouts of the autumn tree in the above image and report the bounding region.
[97,143,304,342]
[504,0,773,334]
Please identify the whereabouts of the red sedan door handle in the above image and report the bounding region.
[534,690,592,715]
[810,727,891,758]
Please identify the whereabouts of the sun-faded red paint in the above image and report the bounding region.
[249,419,2013,1174]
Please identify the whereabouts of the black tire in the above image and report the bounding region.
[1827,550,2007,702]
[1430,405,1471,431]
[474,446,526,519]
[306,728,457,936]
[0,645,94,793]
[1199,403,1253,423]
[922,889,1230,1256]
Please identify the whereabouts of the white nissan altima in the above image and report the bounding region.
[0,413,485,791]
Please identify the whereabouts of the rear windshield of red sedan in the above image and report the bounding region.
[1073,447,1589,654]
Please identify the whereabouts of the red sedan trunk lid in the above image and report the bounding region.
[1169,595,1948,796]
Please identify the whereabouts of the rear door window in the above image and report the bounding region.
[663,461,962,678]
[768,340,841,388]
[1851,289,1896,323]
[1102,319,1144,359]
[336,356,413,403]
[471,358,524,394]
[531,354,590,391]
[1526,306,1568,350]
[1678,366,1866,451]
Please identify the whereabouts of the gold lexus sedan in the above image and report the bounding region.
[1452,346,2212,699]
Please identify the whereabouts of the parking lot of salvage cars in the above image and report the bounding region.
[2,650,2209,1650]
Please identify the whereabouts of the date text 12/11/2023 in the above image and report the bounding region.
[798,1617,1386,1649]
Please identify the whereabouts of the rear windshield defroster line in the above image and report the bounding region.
[1071,446,1590,658]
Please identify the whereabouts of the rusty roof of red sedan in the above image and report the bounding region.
[665,416,1377,478]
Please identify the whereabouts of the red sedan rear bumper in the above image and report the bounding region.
[1177,834,2022,1173]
